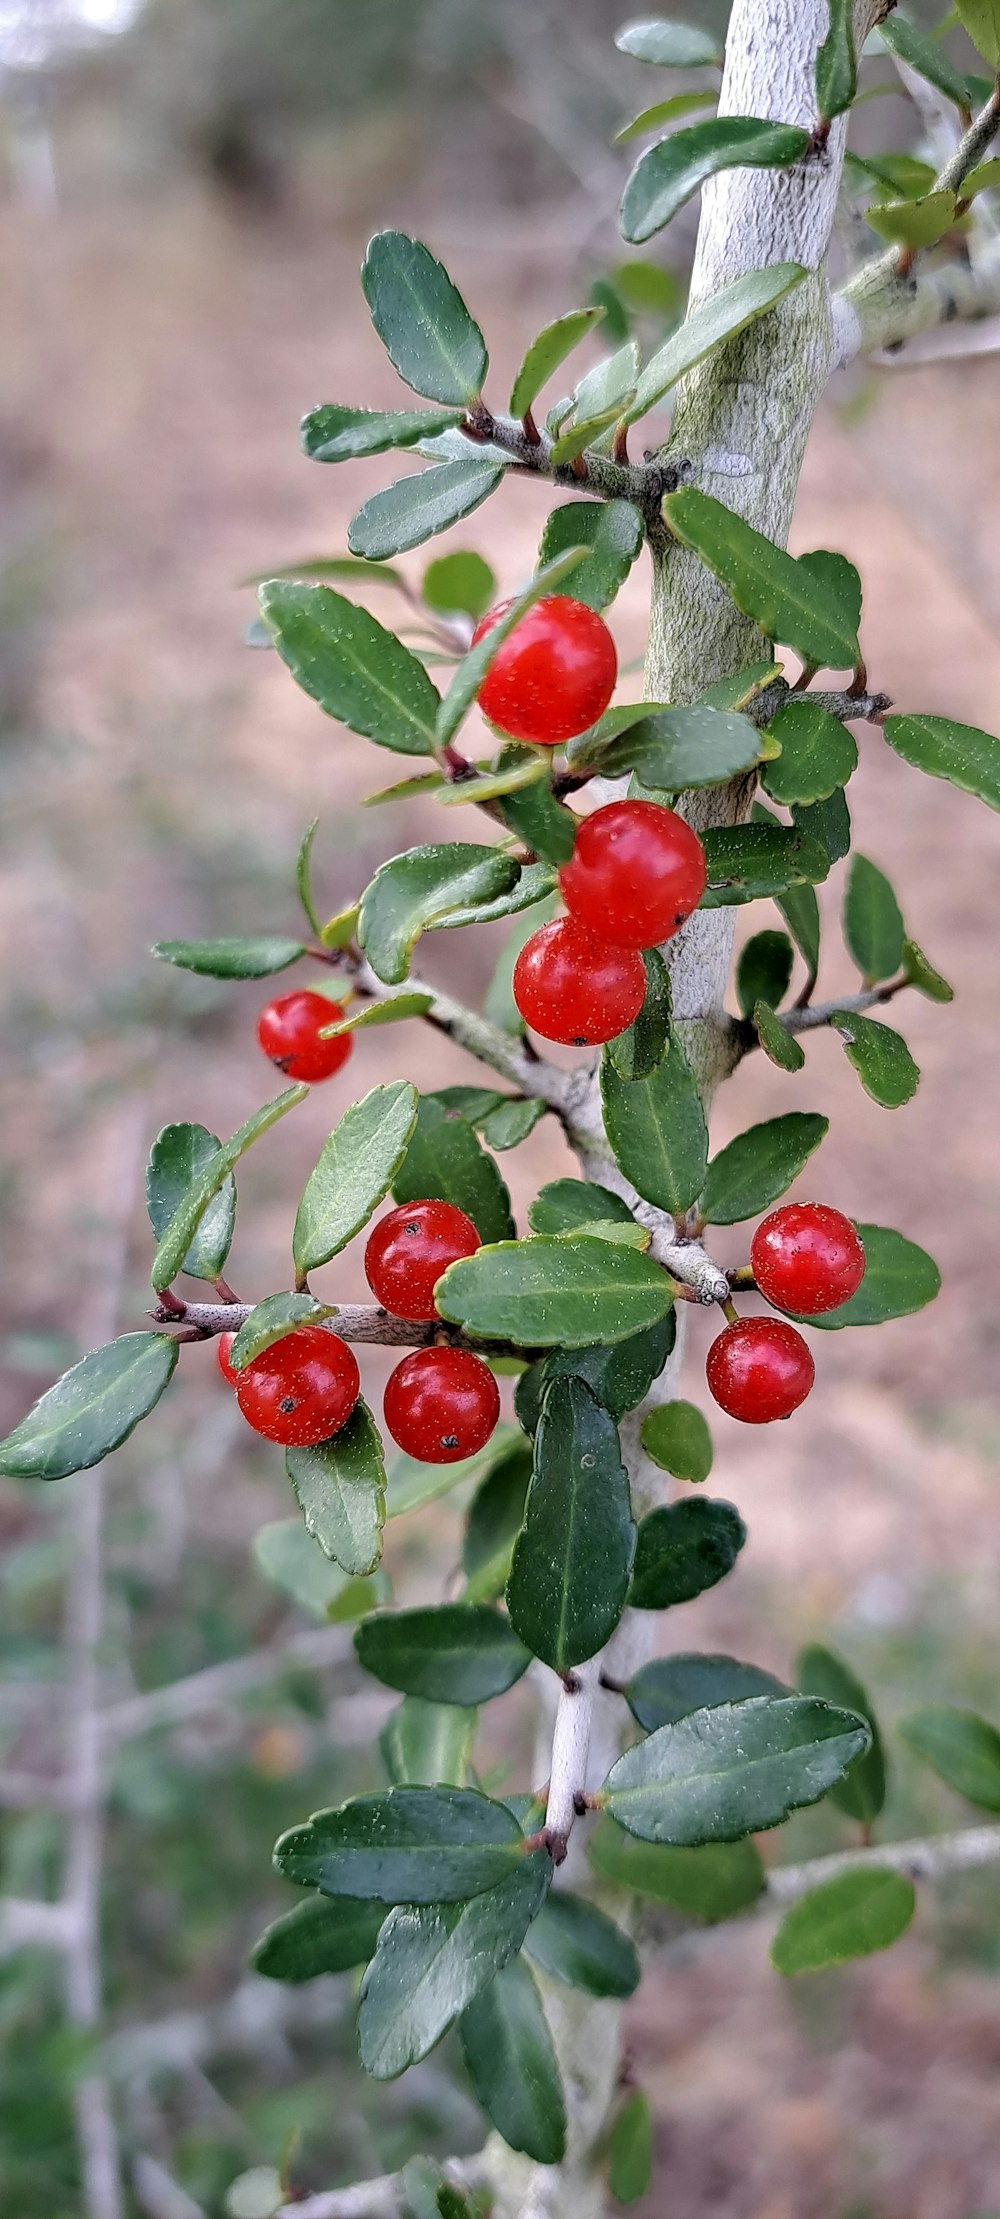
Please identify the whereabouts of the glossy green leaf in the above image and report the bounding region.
[461,1956,566,2164]
[292,1080,418,1278]
[227,1293,331,1373]
[274,1784,529,1903]
[349,461,504,562]
[615,17,723,65]
[878,11,976,106]
[386,1425,524,1520]
[602,1696,870,1845]
[479,1097,547,1151]
[438,1237,675,1349]
[664,489,861,669]
[380,1696,477,1788]
[624,262,807,424]
[252,1894,384,1982]
[701,1110,828,1226]
[589,1817,765,1919]
[260,581,441,755]
[753,999,805,1071]
[606,947,672,1082]
[511,308,604,416]
[816,0,857,121]
[537,498,643,613]
[358,845,518,985]
[435,759,551,810]
[392,1096,514,1245]
[0,1334,178,1483]
[462,1440,533,1603]
[361,231,488,405]
[153,935,305,979]
[791,783,852,865]
[528,1179,635,1236]
[573,337,641,424]
[736,930,794,1018]
[762,699,858,806]
[622,117,809,242]
[423,550,496,620]
[491,746,578,868]
[899,1705,1000,1811]
[435,547,587,749]
[830,1010,919,1108]
[883,712,1000,812]
[866,190,958,249]
[253,1518,387,1620]
[301,403,464,462]
[358,1856,548,2077]
[614,88,717,141]
[318,991,435,1040]
[608,2089,653,2205]
[772,1867,915,1975]
[777,876,821,980]
[548,406,625,465]
[702,821,829,905]
[538,1310,676,1426]
[146,1122,236,1283]
[698,659,782,711]
[286,1403,387,1578]
[639,1398,713,1484]
[802,1222,939,1329]
[796,1644,886,1822]
[355,1605,530,1706]
[902,937,954,1003]
[601,1035,708,1213]
[153,1087,306,1290]
[506,1377,635,1670]
[843,854,905,983]
[627,1653,787,1732]
[432,859,556,931]
[525,1891,640,1999]
[630,1497,745,1609]
[294,817,322,937]
[319,900,361,949]
[572,702,762,786]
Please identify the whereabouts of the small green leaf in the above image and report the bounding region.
[615,18,723,65]
[538,499,644,612]
[317,991,434,1040]
[153,1087,306,1290]
[571,702,762,787]
[253,1518,386,1619]
[801,1222,939,1329]
[771,1868,915,1975]
[762,700,858,806]
[883,712,1000,812]
[436,758,550,809]
[550,409,625,467]
[320,900,360,949]
[962,154,1000,198]
[386,1424,524,1520]
[796,1644,886,1823]
[630,1497,745,1609]
[146,1122,236,1282]
[393,1096,515,1245]
[295,818,322,936]
[698,659,782,711]
[538,1311,676,1426]
[830,1011,919,1108]
[423,550,496,620]
[274,1784,528,1902]
[292,1081,418,1278]
[816,0,857,121]
[736,930,794,1018]
[462,1440,533,1603]
[259,582,441,756]
[380,1696,477,1788]
[525,1891,640,1999]
[252,1894,384,1982]
[506,1377,635,1671]
[511,308,605,416]
[225,1295,331,1376]
[432,859,556,931]
[753,999,806,1071]
[461,1956,566,2164]
[624,262,807,424]
[700,1110,828,1226]
[878,11,977,106]
[640,1399,713,1484]
[301,403,465,462]
[355,1605,531,1706]
[573,338,641,425]
[614,89,717,142]
[664,489,861,669]
[348,461,504,562]
[843,854,905,983]
[479,1097,547,1151]
[622,117,810,242]
[601,1035,708,1213]
[899,1705,1000,1812]
[358,845,519,985]
[777,877,821,980]
[242,554,409,592]
[358,1858,549,2077]
[791,783,852,865]
[608,2088,654,2205]
[439,1236,674,1349]
[435,546,588,749]
[493,746,578,867]
[361,231,488,405]
[286,1402,387,1577]
[701,822,829,904]
[153,935,305,979]
[626,1653,787,1732]
[602,1696,870,1845]
[528,1179,635,1236]
[865,190,958,249]
[589,1818,764,1920]
[902,937,954,1003]
[0,1335,179,1483]
[606,948,672,1082]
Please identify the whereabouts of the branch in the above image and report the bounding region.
[277,2158,487,2219]
[540,1655,601,1860]
[461,403,686,526]
[339,947,571,1111]
[100,1624,355,1744]
[765,1819,1000,1903]
[151,1296,547,1360]
[731,979,911,1062]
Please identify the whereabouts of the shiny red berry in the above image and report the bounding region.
[560,799,707,948]
[235,1327,360,1447]
[751,1204,866,1316]
[257,991,354,1085]
[365,1200,482,1322]
[472,595,617,746]
[706,1317,815,1424]
[512,916,645,1045]
[383,1346,500,1464]
[217,1331,239,1386]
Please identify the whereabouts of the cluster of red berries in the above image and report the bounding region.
[706,1204,866,1424]
[217,1200,499,1465]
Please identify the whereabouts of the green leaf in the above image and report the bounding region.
[830,1011,919,1108]
[275,1784,529,1902]
[753,999,805,1071]
[380,1696,477,1788]
[506,1377,635,1671]
[624,262,807,424]
[479,1097,547,1152]
[146,1122,236,1282]
[899,1705,1000,1811]
[252,1894,384,1982]
[816,0,857,121]
[538,1311,676,1426]
[571,702,762,786]
[962,154,1000,198]
[153,1087,306,1290]
[615,89,717,142]
[259,582,441,756]
[301,403,465,462]
[801,1222,939,1329]
[606,947,672,1082]
[484,893,561,1035]
[640,1399,713,1484]
[438,1237,675,1349]
[511,309,605,417]
[602,1696,871,1845]
[843,854,905,983]
[292,1080,418,1278]
[358,1856,548,2077]
[423,551,496,620]
[573,338,641,425]
[791,783,852,865]
[435,758,551,809]
[796,1644,886,1823]
[626,1653,787,1732]
[286,1403,387,1578]
[0,1334,179,1483]
[355,1605,531,1706]
[589,1817,765,1919]
[493,746,578,867]
[621,118,810,242]
[435,546,588,750]
[393,1096,515,1245]
[528,1180,635,1236]
[700,1110,828,1226]
[253,1518,387,1620]
[358,846,519,985]
[701,821,829,905]
[432,859,556,931]
[525,1891,640,1999]
[902,937,954,1003]
[630,1497,745,1610]
[601,1035,708,1214]
[349,461,504,562]
[361,231,488,405]
[777,877,821,980]
[883,711,1000,812]
[537,499,643,613]
[615,18,725,66]
[243,554,410,592]
[295,818,322,936]
[550,407,629,465]
[698,659,782,711]
[664,489,861,669]
[227,1292,332,1373]
[771,1868,916,1976]
[386,1425,524,1520]
[866,190,958,249]
[761,700,858,806]
[608,2089,654,2206]
[736,930,794,1019]
[462,1443,533,1605]
[461,1957,566,2164]
[153,935,305,979]
[878,11,976,107]
[317,991,435,1040]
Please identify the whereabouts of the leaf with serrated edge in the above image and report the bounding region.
[538,499,643,612]
[153,1088,306,1290]
[361,231,488,405]
[630,1498,745,1609]
[229,1293,334,1372]
[355,1604,530,1705]
[252,1894,384,1983]
[800,1222,939,1329]
[393,1095,514,1245]
[0,1335,179,1483]
[601,1036,708,1213]
[640,1400,713,1484]
[301,403,464,461]
[286,1402,387,1577]
[626,1653,787,1732]
[259,582,441,756]
[830,1011,919,1108]
[293,1081,418,1279]
[664,488,860,668]
[771,1868,915,1975]
[528,1179,635,1235]
[621,118,809,242]
[624,263,806,424]
[700,1110,828,1226]
[461,1956,566,2164]
[358,847,519,985]
[438,1236,674,1348]
[506,1376,635,1670]
[883,712,1000,812]
[755,999,806,1071]
[358,1855,548,2077]
[602,1696,870,1844]
[146,1123,236,1282]
[511,308,604,416]
[274,1784,528,1902]
[762,700,858,806]
[348,461,504,563]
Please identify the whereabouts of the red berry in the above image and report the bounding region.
[512,916,645,1046]
[560,799,707,949]
[217,1331,239,1386]
[383,1346,500,1464]
[365,1200,481,1322]
[257,991,354,1085]
[472,595,617,746]
[706,1317,815,1424]
[235,1327,360,1447]
[751,1204,866,1316]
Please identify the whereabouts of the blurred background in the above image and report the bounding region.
[1,2,999,2214]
